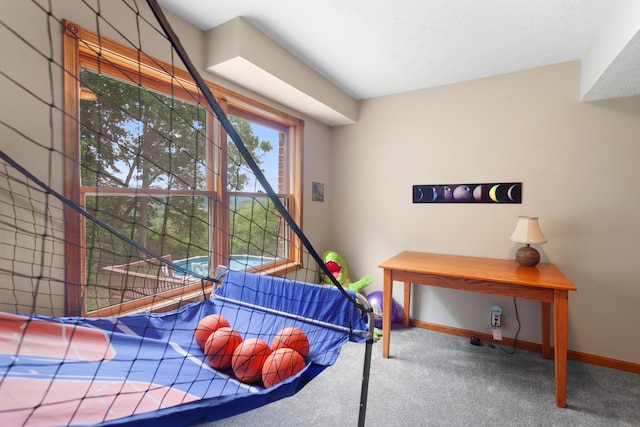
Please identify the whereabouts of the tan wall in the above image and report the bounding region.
[330,61,640,364]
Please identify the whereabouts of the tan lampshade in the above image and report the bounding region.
[509,216,547,245]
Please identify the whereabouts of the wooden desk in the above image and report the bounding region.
[379,251,577,408]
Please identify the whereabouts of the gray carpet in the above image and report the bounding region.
[201,327,640,426]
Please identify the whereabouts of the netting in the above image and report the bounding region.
[0,1,373,425]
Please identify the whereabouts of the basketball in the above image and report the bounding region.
[232,338,272,384]
[194,314,230,350]
[262,348,306,388]
[204,327,243,369]
[271,327,310,360]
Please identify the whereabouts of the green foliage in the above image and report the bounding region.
[226,116,273,191]
[80,68,207,191]
[80,68,208,260]
[79,68,282,306]
[230,197,282,257]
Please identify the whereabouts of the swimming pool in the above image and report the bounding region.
[172,255,276,278]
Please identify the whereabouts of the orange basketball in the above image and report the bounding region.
[194,314,230,350]
[261,348,306,388]
[232,338,272,384]
[271,327,310,360]
[204,327,243,369]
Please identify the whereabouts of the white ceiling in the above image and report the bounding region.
[157,0,640,121]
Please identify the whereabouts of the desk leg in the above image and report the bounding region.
[403,281,411,328]
[554,290,569,408]
[541,302,551,359]
[382,269,392,358]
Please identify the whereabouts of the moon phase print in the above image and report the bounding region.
[413,182,522,204]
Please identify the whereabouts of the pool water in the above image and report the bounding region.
[172,255,276,278]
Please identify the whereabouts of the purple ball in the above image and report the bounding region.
[366,291,398,329]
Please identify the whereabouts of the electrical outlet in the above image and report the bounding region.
[490,305,502,328]
[491,315,500,327]
[491,313,501,327]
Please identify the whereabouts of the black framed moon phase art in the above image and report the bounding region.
[412,182,522,204]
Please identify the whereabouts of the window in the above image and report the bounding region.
[63,21,303,316]
[225,109,298,269]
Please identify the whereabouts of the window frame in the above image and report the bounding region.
[62,20,304,317]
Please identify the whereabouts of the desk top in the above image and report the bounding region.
[379,251,576,292]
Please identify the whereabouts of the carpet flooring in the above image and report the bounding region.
[201,327,640,426]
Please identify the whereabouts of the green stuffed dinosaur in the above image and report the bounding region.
[321,251,382,341]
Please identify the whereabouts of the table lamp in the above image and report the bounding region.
[509,215,547,266]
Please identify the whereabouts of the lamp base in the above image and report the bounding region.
[515,245,540,267]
